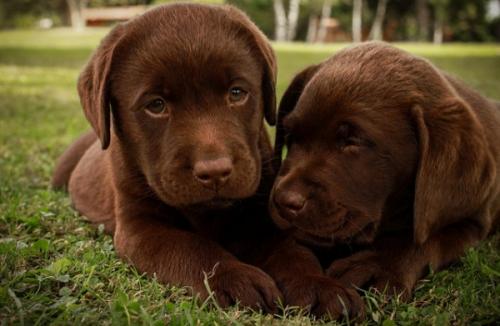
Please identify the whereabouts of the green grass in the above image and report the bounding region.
[1,28,499,325]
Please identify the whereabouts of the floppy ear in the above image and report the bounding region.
[224,6,277,126]
[273,65,320,171]
[259,40,277,126]
[78,24,125,150]
[411,98,495,245]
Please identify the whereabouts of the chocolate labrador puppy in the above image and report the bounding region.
[271,42,500,314]
[52,3,285,311]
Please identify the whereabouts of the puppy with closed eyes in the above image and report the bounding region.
[271,42,500,315]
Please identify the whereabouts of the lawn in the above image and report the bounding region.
[0,28,499,325]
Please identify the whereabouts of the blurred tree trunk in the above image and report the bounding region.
[431,0,448,44]
[416,0,430,41]
[352,0,363,42]
[433,19,443,44]
[316,0,333,42]
[273,0,287,41]
[369,0,388,41]
[306,15,318,42]
[66,0,87,31]
[286,0,301,41]
[273,0,301,41]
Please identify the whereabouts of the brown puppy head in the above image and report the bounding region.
[77,4,277,208]
[271,42,495,247]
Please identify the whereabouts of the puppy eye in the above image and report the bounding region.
[228,87,248,103]
[145,98,167,116]
[336,123,365,151]
[345,136,363,147]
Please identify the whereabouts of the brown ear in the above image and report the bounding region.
[224,6,277,126]
[273,65,320,171]
[77,24,125,149]
[411,99,495,245]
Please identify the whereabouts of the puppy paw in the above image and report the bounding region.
[279,274,364,319]
[327,250,411,300]
[207,261,282,313]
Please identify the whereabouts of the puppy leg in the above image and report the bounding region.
[68,142,115,234]
[114,213,282,312]
[52,130,97,189]
[327,220,484,299]
[261,237,364,319]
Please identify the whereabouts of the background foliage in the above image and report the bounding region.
[0,0,499,42]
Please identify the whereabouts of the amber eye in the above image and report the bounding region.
[228,87,248,103]
[145,98,167,115]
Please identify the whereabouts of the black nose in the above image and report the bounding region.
[274,191,306,218]
[193,157,233,189]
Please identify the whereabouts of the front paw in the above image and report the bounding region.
[327,250,411,300]
[279,274,364,319]
[207,261,282,313]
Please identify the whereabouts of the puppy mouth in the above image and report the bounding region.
[270,202,347,245]
[282,204,353,234]
[292,220,347,246]
[155,173,256,208]
[293,228,337,247]
[271,202,377,246]
[293,219,378,247]
[188,197,236,210]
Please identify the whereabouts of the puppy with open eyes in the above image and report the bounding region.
[52,3,364,317]
[271,42,500,315]
[51,3,285,311]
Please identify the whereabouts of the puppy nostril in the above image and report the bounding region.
[221,169,231,178]
[193,157,233,188]
[276,191,306,215]
[285,199,305,211]
[197,173,211,181]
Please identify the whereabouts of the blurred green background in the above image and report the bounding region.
[1,0,500,43]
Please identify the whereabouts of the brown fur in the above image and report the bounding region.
[52,3,288,311]
[271,42,500,315]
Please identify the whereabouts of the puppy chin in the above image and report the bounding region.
[269,202,294,230]
[326,216,380,245]
[293,229,337,247]
[183,198,236,211]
